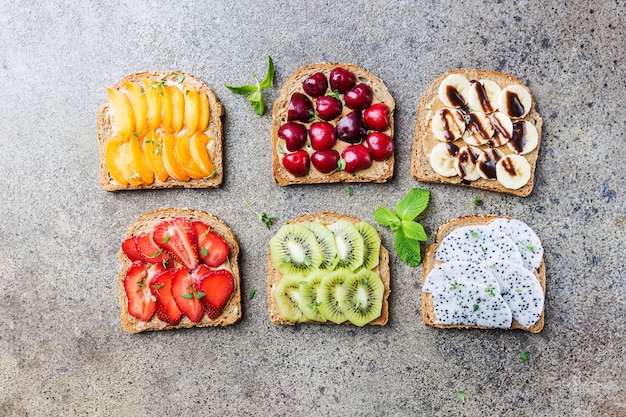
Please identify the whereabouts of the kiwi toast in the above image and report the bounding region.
[422,215,545,333]
[267,212,390,326]
[118,208,240,333]
[97,71,224,192]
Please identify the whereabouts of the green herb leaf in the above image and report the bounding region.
[337,158,346,171]
[242,196,276,229]
[196,292,205,299]
[471,197,482,214]
[249,289,256,300]
[259,56,274,89]
[425,103,433,111]
[373,207,401,230]
[450,281,459,290]
[515,288,522,293]
[182,293,193,299]
[485,285,495,297]
[225,84,257,95]
[149,295,157,302]
[520,350,529,361]
[224,56,275,115]
[201,247,209,257]
[395,188,430,221]
[470,231,480,239]
[394,229,422,267]
[136,282,146,287]
[176,73,185,83]
[348,186,353,197]
[162,235,170,244]
[525,242,536,253]
[248,91,265,115]
[400,220,427,241]
[458,391,465,403]
[473,303,479,311]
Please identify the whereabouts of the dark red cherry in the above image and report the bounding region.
[288,93,313,122]
[329,67,356,93]
[363,103,390,131]
[282,150,310,177]
[335,110,367,143]
[315,95,343,121]
[344,83,373,110]
[302,72,328,98]
[311,149,340,173]
[309,122,337,151]
[365,132,394,161]
[278,122,308,152]
[341,144,372,174]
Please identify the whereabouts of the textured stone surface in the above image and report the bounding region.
[1,1,625,415]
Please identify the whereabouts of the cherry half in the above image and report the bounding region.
[365,132,394,161]
[335,110,367,143]
[315,95,342,121]
[287,93,313,122]
[341,144,372,174]
[329,67,356,93]
[311,149,340,173]
[363,103,390,131]
[278,122,307,152]
[344,83,373,110]
[282,150,310,177]
[309,121,337,150]
[302,72,328,97]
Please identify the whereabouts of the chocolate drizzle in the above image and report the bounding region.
[446,85,469,111]
[500,156,518,176]
[509,121,526,153]
[505,90,525,117]
[477,149,503,179]
[470,80,494,113]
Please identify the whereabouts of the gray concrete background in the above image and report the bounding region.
[1,1,624,415]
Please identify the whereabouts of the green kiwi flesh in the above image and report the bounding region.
[317,269,350,324]
[270,224,324,276]
[299,270,327,322]
[303,222,340,270]
[327,220,364,271]
[273,274,309,323]
[339,269,384,327]
[355,221,381,271]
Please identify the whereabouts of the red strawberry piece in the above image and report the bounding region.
[153,217,199,269]
[193,221,229,267]
[135,232,172,267]
[171,267,207,323]
[124,260,164,321]
[121,236,143,262]
[149,269,182,325]
[194,270,235,320]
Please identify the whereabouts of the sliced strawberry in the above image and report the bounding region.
[153,217,199,269]
[121,236,142,262]
[124,260,160,321]
[135,232,172,267]
[149,269,182,325]
[193,221,229,267]
[194,269,235,319]
[171,267,207,322]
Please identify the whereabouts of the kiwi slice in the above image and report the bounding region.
[304,222,340,270]
[327,220,364,271]
[300,270,327,322]
[273,275,309,323]
[317,269,351,324]
[339,269,384,327]
[270,224,324,276]
[355,221,381,270]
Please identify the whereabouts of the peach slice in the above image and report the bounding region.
[168,85,185,133]
[197,90,210,132]
[161,85,173,133]
[143,130,169,182]
[118,140,143,186]
[130,135,153,185]
[162,133,190,181]
[175,133,205,179]
[107,88,135,140]
[123,82,148,135]
[189,132,215,176]
[182,83,199,133]
[105,137,129,187]
[143,79,163,129]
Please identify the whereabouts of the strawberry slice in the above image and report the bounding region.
[124,260,163,321]
[153,217,199,269]
[149,269,182,325]
[193,221,229,267]
[194,269,235,319]
[121,236,142,262]
[135,232,172,267]
[171,266,209,322]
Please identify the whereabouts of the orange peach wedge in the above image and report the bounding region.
[162,133,190,181]
[189,132,215,176]
[123,82,148,135]
[197,90,210,132]
[130,135,153,185]
[182,83,199,133]
[143,130,169,182]
[143,79,163,129]
[168,85,185,133]
[107,88,135,140]
[175,133,205,179]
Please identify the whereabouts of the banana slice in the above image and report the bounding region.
[466,79,501,113]
[431,108,465,142]
[507,121,538,155]
[487,112,513,147]
[429,142,460,177]
[455,145,482,181]
[498,84,532,118]
[496,154,531,189]
[462,112,494,146]
[477,148,505,180]
[438,74,470,108]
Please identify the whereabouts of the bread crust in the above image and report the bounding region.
[118,208,241,333]
[267,212,390,326]
[411,69,543,197]
[271,63,395,185]
[97,71,224,191]
[421,215,545,333]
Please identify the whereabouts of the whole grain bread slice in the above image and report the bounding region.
[422,215,545,333]
[118,208,241,333]
[272,63,395,185]
[267,212,390,325]
[412,69,543,197]
[97,71,224,191]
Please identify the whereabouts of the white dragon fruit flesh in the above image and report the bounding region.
[488,218,544,271]
[435,225,523,266]
[422,261,501,294]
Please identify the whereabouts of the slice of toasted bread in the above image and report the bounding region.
[272,63,395,185]
[267,212,390,325]
[422,215,545,333]
[97,71,224,191]
[118,208,240,333]
[412,69,543,197]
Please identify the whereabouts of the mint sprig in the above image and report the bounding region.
[225,56,274,115]
[374,188,430,267]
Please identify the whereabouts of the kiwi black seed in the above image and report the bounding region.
[339,269,384,327]
[355,221,381,270]
[304,222,340,270]
[327,220,364,271]
[269,224,323,276]
[317,269,350,324]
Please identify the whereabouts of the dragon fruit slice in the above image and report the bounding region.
[488,218,543,271]
[430,280,512,328]
[435,225,523,265]
[481,260,544,328]
[422,261,501,294]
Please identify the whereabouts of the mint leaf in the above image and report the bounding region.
[395,188,430,221]
[400,220,427,241]
[247,91,264,115]
[259,56,274,88]
[225,84,257,95]
[520,350,529,361]
[225,56,275,115]
[458,391,465,403]
[394,229,421,267]
[374,207,401,230]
